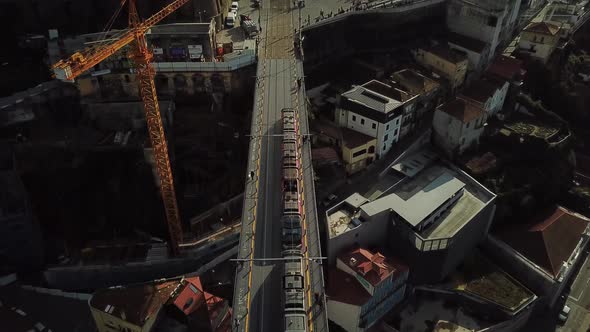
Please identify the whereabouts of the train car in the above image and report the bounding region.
[283,250,307,332]
[281,215,302,249]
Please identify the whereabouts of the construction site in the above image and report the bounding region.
[0,0,256,286]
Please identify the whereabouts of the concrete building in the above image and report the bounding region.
[432,98,487,159]
[89,276,231,332]
[414,45,468,90]
[336,80,418,158]
[326,146,496,283]
[341,128,377,175]
[447,0,522,64]
[447,32,491,75]
[460,78,510,115]
[518,22,561,63]
[389,69,442,136]
[327,248,408,332]
[484,206,590,308]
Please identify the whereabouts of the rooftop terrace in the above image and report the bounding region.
[451,252,537,314]
[326,146,494,240]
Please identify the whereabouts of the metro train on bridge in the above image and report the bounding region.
[281,108,308,332]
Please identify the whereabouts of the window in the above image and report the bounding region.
[124,75,130,83]
[352,149,367,158]
[361,118,365,125]
[383,144,387,151]
[461,137,466,145]
[384,134,389,142]
[394,129,398,136]
[372,123,376,129]
[368,146,375,153]
[386,124,390,130]
[540,37,544,43]
[352,115,357,122]
[466,121,470,129]
[396,118,400,125]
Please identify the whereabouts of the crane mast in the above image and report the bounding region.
[52,0,191,254]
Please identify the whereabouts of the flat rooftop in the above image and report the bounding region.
[327,207,360,239]
[361,172,466,227]
[327,146,494,240]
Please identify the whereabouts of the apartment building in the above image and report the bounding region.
[518,22,561,63]
[389,68,442,136]
[341,128,377,175]
[460,78,509,115]
[89,276,231,332]
[432,98,487,159]
[447,0,522,64]
[327,248,408,332]
[414,45,468,90]
[336,80,418,158]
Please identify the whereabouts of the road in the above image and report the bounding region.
[232,0,329,330]
[559,253,590,332]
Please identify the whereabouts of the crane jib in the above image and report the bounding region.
[52,0,190,81]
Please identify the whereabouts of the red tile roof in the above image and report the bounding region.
[312,147,340,164]
[342,128,375,149]
[327,268,371,306]
[460,79,500,104]
[338,248,407,287]
[524,22,560,36]
[172,277,206,316]
[497,206,590,277]
[438,98,485,123]
[487,55,525,81]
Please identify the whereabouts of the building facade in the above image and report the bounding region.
[336,80,417,158]
[518,22,561,63]
[447,0,522,64]
[414,45,468,90]
[432,98,487,159]
[341,128,377,175]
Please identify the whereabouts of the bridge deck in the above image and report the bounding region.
[232,0,328,331]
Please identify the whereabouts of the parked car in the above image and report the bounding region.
[321,194,338,207]
[225,12,236,28]
[558,304,571,324]
[231,1,239,13]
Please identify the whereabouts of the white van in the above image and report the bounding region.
[231,1,239,13]
[225,12,236,28]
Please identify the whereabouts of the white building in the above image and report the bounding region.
[327,248,408,332]
[325,147,496,283]
[432,98,487,159]
[336,80,418,158]
[447,0,522,64]
[460,78,509,115]
[518,21,561,63]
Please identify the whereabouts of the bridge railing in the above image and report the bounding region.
[153,49,256,72]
